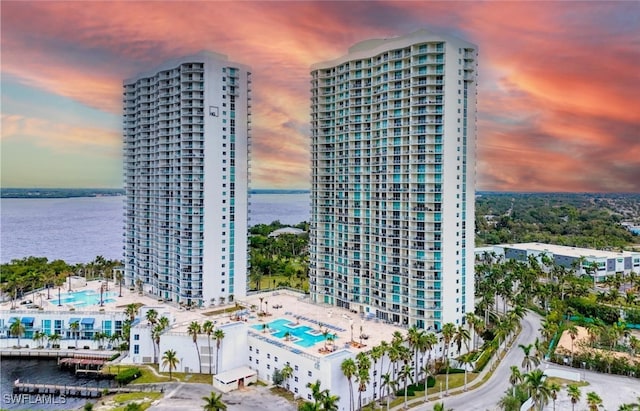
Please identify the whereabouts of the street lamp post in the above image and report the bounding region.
[47,284,50,300]
[58,287,62,307]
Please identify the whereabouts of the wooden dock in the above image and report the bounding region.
[0,349,116,360]
[12,379,146,398]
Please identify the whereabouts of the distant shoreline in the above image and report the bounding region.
[1,188,311,199]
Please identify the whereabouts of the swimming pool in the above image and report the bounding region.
[252,318,337,348]
[53,289,116,308]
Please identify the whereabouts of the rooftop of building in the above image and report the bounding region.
[1,281,409,357]
[499,242,638,259]
[268,227,305,237]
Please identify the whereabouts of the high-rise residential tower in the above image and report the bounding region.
[309,30,477,330]
[123,51,251,307]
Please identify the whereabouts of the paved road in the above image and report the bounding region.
[407,311,640,411]
[413,312,543,411]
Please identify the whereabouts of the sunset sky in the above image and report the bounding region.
[1,1,638,192]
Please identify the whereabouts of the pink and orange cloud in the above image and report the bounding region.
[1,1,638,191]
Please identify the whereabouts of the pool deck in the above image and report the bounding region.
[2,282,407,356]
[236,292,407,356]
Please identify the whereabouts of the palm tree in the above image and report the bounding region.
[524,369,551,411]
[32,330,46,348]
[519,343,540,372]
[48,333,61,349]
[356,352,371,411]
[387,343,401,381]
[399,363,414,409]
[377,341,389,401]
[465,313,481,351]
[116,271,124,297]
[145,309,158,326]
[549,382,561,411]
[586,391,603,411]
[70,320,80,348]
[320,390,340,411]
[281,363,294,387]
[567,384,581,411]
[422,333,438,382]
[202,391,227,411]
[453,325,471,355]
[458,353,473,392]
[380,373,395,411]
[214,329,225,374]
[202,320,214,374]
[407,326,424,383]
[124,303,138,322]
[341,358,357,411]
[498,392,521,411]
[9,319,25,347]
[567,325,579,360]
[509,366,522,397]
[162,349,179,380]
[420,362,433,404]
[187,321,202,373]
[370,344,384,402]
[307,380,323,409]
[92,331,104,349]
[441,322,456,396]
[151,324,164,363]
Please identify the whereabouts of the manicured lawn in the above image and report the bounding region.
[546,376,589,387]
[102,364,168,384]
[103,363,217,384]
[362,373,479,410]
[105,391,162,411]
[257,274,308,291]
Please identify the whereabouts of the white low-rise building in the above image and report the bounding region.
[477,242,640,282]
[0,309,127,350]
[127,290,455,410]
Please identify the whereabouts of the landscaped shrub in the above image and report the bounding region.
[625,308,640,325]
[567,297,619,324]
[473,342,497,373]
[394,377,436,397]
[437,367,465,374]
[115,368,141,385]
[549,351,640,378]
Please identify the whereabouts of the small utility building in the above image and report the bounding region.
[212,366,257,393]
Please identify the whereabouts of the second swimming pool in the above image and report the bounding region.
[252,318,337,348]
[53,289,116,308]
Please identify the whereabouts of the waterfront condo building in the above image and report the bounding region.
[123,51,251,307]
[309,30,477,331]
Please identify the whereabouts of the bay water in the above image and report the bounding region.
[0,193,310,264]
[0,192,309,409]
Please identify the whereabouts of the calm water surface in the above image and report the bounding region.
[0,358,114,410]
[0,193,309,408]
[0,193,309,264]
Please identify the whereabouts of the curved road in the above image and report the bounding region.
[410,312,542,411]
[408,311,640,411]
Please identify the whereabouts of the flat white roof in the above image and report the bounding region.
[269,227,304,237]
[214,366,256,384]
[500,242,635,259]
